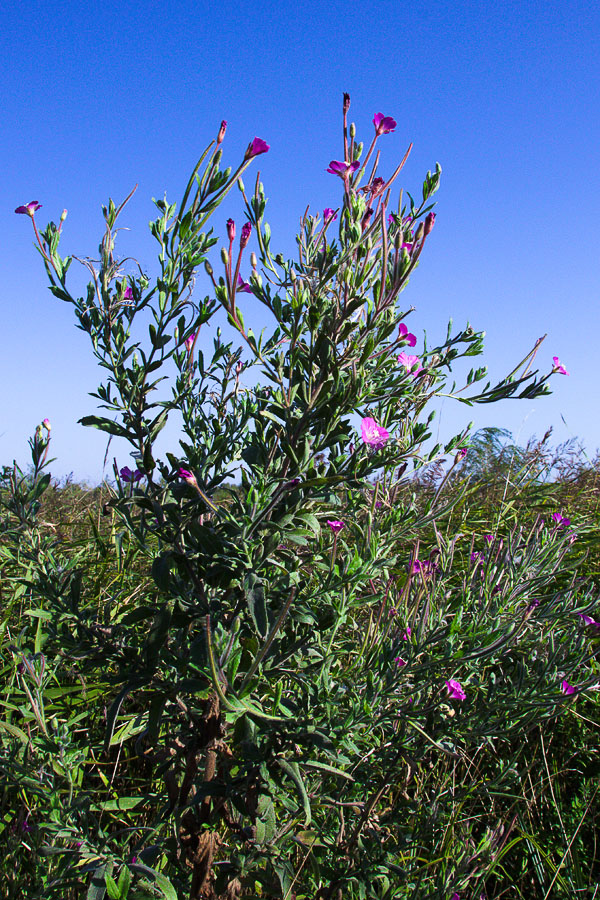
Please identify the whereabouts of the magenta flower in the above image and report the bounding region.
[237,274,253,293]
[226,218,236,242]
[246,137,270,158]
[445,679,466,701]
[579,613,600,628]
[185,332,196,351]
[471,551,484,565]
[401,626,412,641]
[395,656,406,667]
[450,894,460,900]
[123,286,133,302]
[360,416,390,448]
[552,356,569,375]
[326,159,360,179]
[397,352,423,376]
[217,120,227,145]
[561,680,577,695]
[455,447,468,461]
[120,466,143,483]
[552,512,571,527]
[240,222,252,248]
[177,467,194,479]
[15,201,42,217]
[327,520,345,533]
[323,207,338,224]
[369,177,386,196]
[42,418,51,432]
[373,113,397,135]
[410,559,422,574]
[398,323,417,347]
[484,534,495,544]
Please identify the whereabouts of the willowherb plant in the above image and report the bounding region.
[5,95,594,900]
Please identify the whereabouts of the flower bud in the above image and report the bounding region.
[343,92,351,114]
[250,252,258,269]
[349,122,356,139]
[237,177,245,193]
[213,149,222,168]
[59,209,67,223]
[42,418,51,432]
[204,260,213,277]
[415,222,425,242]
[424,212,436,236]
[354,142,363,160]
[221,247,229,266]
[240,222,252,249]
[226,219,236,242]
[217,119,227,145]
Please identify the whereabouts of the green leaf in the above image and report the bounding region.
[277,759,311,826]
[87,861,112,900]
[117,866,132,897]
[104,873,121,900]
[244,572,268,639]
[79,416,133,440]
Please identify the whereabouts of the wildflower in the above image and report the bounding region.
[471,551,484,565]
[42,418,51,432]
[424,212,436,235]
[401,626,412,641]
[484,534,494,543]
[15,201,42,217]
[185,332,196,351]
[326,159,360,179]
[360,416,390,449]
[240,222,252,248]
[226,218,236,242]
[579,613,600,628]
[245,137,270,158]
[445,679,466,701]
[398,323,417,347]
[177,467,195,482]
[455,447,468,462]
[395,656,406,667]
[552,512,571,527]
[373,112,397,135]
[552,356,569,375]
[120,466,143,483]
[123,286,133,302]
[410,559,423,575]
[397,352,423,376]
[561,680,577,695]
[327,520,345,533]
[237,274,253,293]
[361,207,374,232]
[369,177,386,197]
[323,207,338,223]
[450,894,460,900]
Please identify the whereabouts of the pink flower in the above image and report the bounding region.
[327,520,345,533]
[237,274,253,293]
[369,177,386,196]
[450,894,460,900]
[246,137,270,158]
[484,534,495,543]
[561,680,577,695]
[552,356,569,375]
[185,332,196,351]
[373,113,397,135]
[323,207,338,223]
[226,218,236,242]
[552,512,571,527]
[360,416,390,448]
[410,559,422,574]
[42,418,51,432]
[327,160,360,179]
[123,286,133,302]
[445,679,466,701]
[471,551,484,565]
[579,613,600,628]
[395,656,406,667]
[398,323,417,347]
[15,201,42,217]
[455,447,468,461]
[401,626,412,641]
[397,352,423,376]
[177,467,197,485]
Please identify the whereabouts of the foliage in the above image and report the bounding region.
[3,96,599,899]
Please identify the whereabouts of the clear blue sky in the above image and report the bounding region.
[2,0,599,482]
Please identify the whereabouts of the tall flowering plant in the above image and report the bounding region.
[9,96,588,900]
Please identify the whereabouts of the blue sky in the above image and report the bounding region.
[2,0,599,482]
